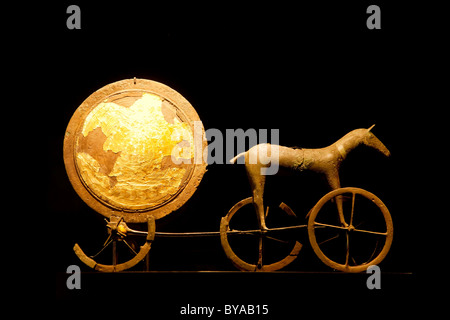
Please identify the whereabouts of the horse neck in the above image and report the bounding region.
[332,131,363,159]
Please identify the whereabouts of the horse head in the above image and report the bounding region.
[362,125,391,157]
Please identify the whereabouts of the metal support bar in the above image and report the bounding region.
[126,224,307,238]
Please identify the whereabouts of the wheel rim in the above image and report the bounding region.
[308,187,393,273]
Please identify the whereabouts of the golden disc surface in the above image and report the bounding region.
[64,79,207,222]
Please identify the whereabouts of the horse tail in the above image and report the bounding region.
[229,152,246,164]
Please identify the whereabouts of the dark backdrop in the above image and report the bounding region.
[49,1,421,314]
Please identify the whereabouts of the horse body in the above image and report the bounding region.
[230,125,390,230]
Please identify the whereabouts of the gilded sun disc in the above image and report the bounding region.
[75,92,195,211]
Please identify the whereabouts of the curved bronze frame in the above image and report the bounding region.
[63,78,207,223]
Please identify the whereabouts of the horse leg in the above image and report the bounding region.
[325,170,348,227]
[253,184,268,231]
[246,164,268,231]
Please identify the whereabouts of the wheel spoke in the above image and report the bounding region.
[365,240,379,263]
[123,239,138,255]
[257,236,263,269]
[314,222,347,230]
[318,233,340,245]
[102,233,112,247]
[345,232,350,266]
[350,192,355,227]
[112,240,117,266]
[90,236,113,259]
[353,228,387,236]
[265,235,289,244]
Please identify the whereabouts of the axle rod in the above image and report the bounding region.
[126,224,307,238]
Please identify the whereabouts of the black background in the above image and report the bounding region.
[48,1,424,316]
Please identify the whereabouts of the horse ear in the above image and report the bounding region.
[367,124,376,132]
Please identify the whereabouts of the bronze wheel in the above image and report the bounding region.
[74,216,155,272]
[308,187,393,273]
[221,197,303,271]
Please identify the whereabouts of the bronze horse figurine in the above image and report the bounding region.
[229,125,390,230]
